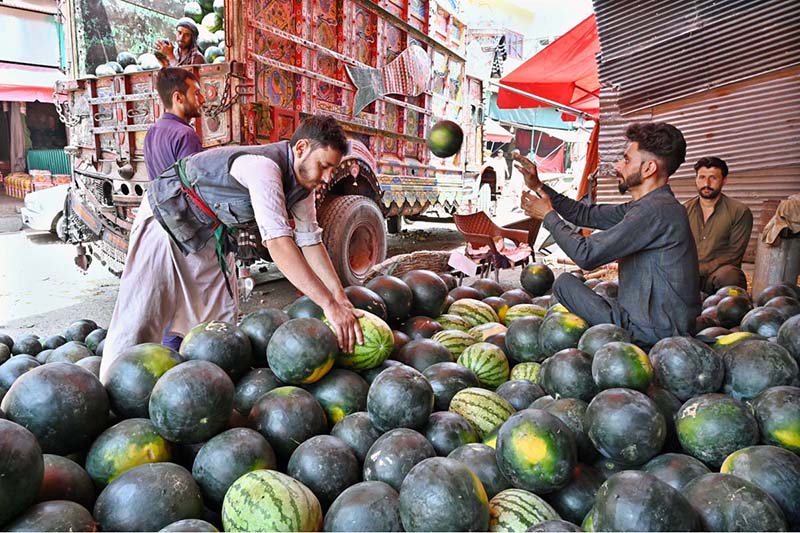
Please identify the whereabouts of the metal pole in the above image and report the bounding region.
[488,80,598,121]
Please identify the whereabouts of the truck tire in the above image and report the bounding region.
[318,195,387,286]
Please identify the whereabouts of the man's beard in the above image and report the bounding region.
[296,159,314,190]
[699,187,721,199]
[617,171,642,194]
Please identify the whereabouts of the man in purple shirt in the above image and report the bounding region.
[143,67,205,349]
[144,68,205,180]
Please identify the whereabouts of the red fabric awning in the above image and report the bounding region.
[497,14,600,120]
[0,62,65,102]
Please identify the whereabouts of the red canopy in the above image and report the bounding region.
[0,62,65,103]
[497,14,599,120]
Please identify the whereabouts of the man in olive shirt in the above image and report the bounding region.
[518,123,701,347]
[684,157,753,293]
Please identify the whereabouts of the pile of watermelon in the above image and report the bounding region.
[185,0,227,64]
[1,265,799,532]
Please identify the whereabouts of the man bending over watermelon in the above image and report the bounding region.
[99,115,363,380]
[518,122,701,348]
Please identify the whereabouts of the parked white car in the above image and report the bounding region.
[20,184,69,240]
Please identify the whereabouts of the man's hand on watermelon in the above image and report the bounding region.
[513,152,542,190]
[324,299,364,354]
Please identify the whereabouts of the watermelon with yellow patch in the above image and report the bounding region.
[539,312,589,356]
[85,418,172,488]
[267,318,338,384]
[468,322,507,342]
[751,385,800,454]
[304,368,369,427]
[457,342,510,389]
[495,408,577,493]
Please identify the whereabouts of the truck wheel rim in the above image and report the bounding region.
[349,224,376,277]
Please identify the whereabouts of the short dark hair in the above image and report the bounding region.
[155,68,199,109]
[625,122,687,177]
[291,115,348,155]
[694,156,729,178]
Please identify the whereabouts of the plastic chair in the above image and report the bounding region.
[452,211,534,281]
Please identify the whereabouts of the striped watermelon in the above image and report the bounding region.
[469,322,507,342]
[457,342,510,389]
[502,304,547,325]
[432,330,478,358]
[221,470,322,532]
[448,299,500,327]
[436,314,473,332]
[329,311,393,370]
[449,387,515,438]
[510,362,541,383]
[489,488,560,532]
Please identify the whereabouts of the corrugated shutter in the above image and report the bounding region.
[596,70,800,261]
[594,0,800,113]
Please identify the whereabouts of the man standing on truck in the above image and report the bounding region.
[154,17,205,67]
[518,122,701,347]
[684,156,753,293]
[143,67,205,350]
[99,115,363,380]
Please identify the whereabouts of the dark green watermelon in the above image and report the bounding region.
[304,368,369,427]
[267,318,338,384]
[324,480,402,532]
[756,283,797,306]
[346,285,389,322]
[544,398,597,462]
[496,408,577,493]
[394,338,453,372]
[191,427,276,510]
[401,316,443,340]
[539,348,597,402]
[697,326,731,337]
[179,321,252,381]
[450,286,484,301]
[48,340,94,364]
[360,359,402,384]
[1,363,108,455]
[483,297,510,322]
[149,360,234,444]
[426,120,464,158]
[722,339,798,400]
[398,457,489,531]
[751,385,800,453]
[330,411,382,464]
[84,328,107,353]
[402,270,449,318]
[720,444,800,528]
[233,367,283,415]
[424,411,479,456]
[36,454,95,509]
[591,341,653,391]
[287,434,360,508]
[530,395,555,409]
[363,428,435,491]
[41,335,67,351]
[591,471,698,531]
[777,314,800,364]
[717,285,750,299]
[93,463,203,531]
[741,306,789,338]
[648,336,723,400]
[0,419,44,525]
[438,272,458,291]
[684,473,787,531]
[0,344,9,365]
[716,295,753,328]
[675,393,759,467]
[543,463,604,525]
[11,334,42,356]
[103,343,184,418]
[284,295,324,319]
[4,500,97,532]
[366,275,414,325]
[495,379,545,411]
[470,279,504,298]
[0,355,40,390]
[64,319,98,343]
[160,518,219,532]
[585,388,666,465]
[520,263,555,296]
[248,386,327,461]
[238,308,289,362]
[76,355,101,377]
[642,452,711,491]
[764,295,800,318]
[501,289,534,307]
[538,312,589,356]
[576,324,632,358]
[422,362,480,411]
[591,455,630,480]
[703,293,724,309]
[448,443,511,499]
[646,384,684,452]
[0,333,12,350]
[367,364,433,432]
[505,316,546,363]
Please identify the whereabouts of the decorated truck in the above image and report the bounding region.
[56,0,484,285]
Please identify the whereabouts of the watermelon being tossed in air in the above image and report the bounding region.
[427,120,463,158]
